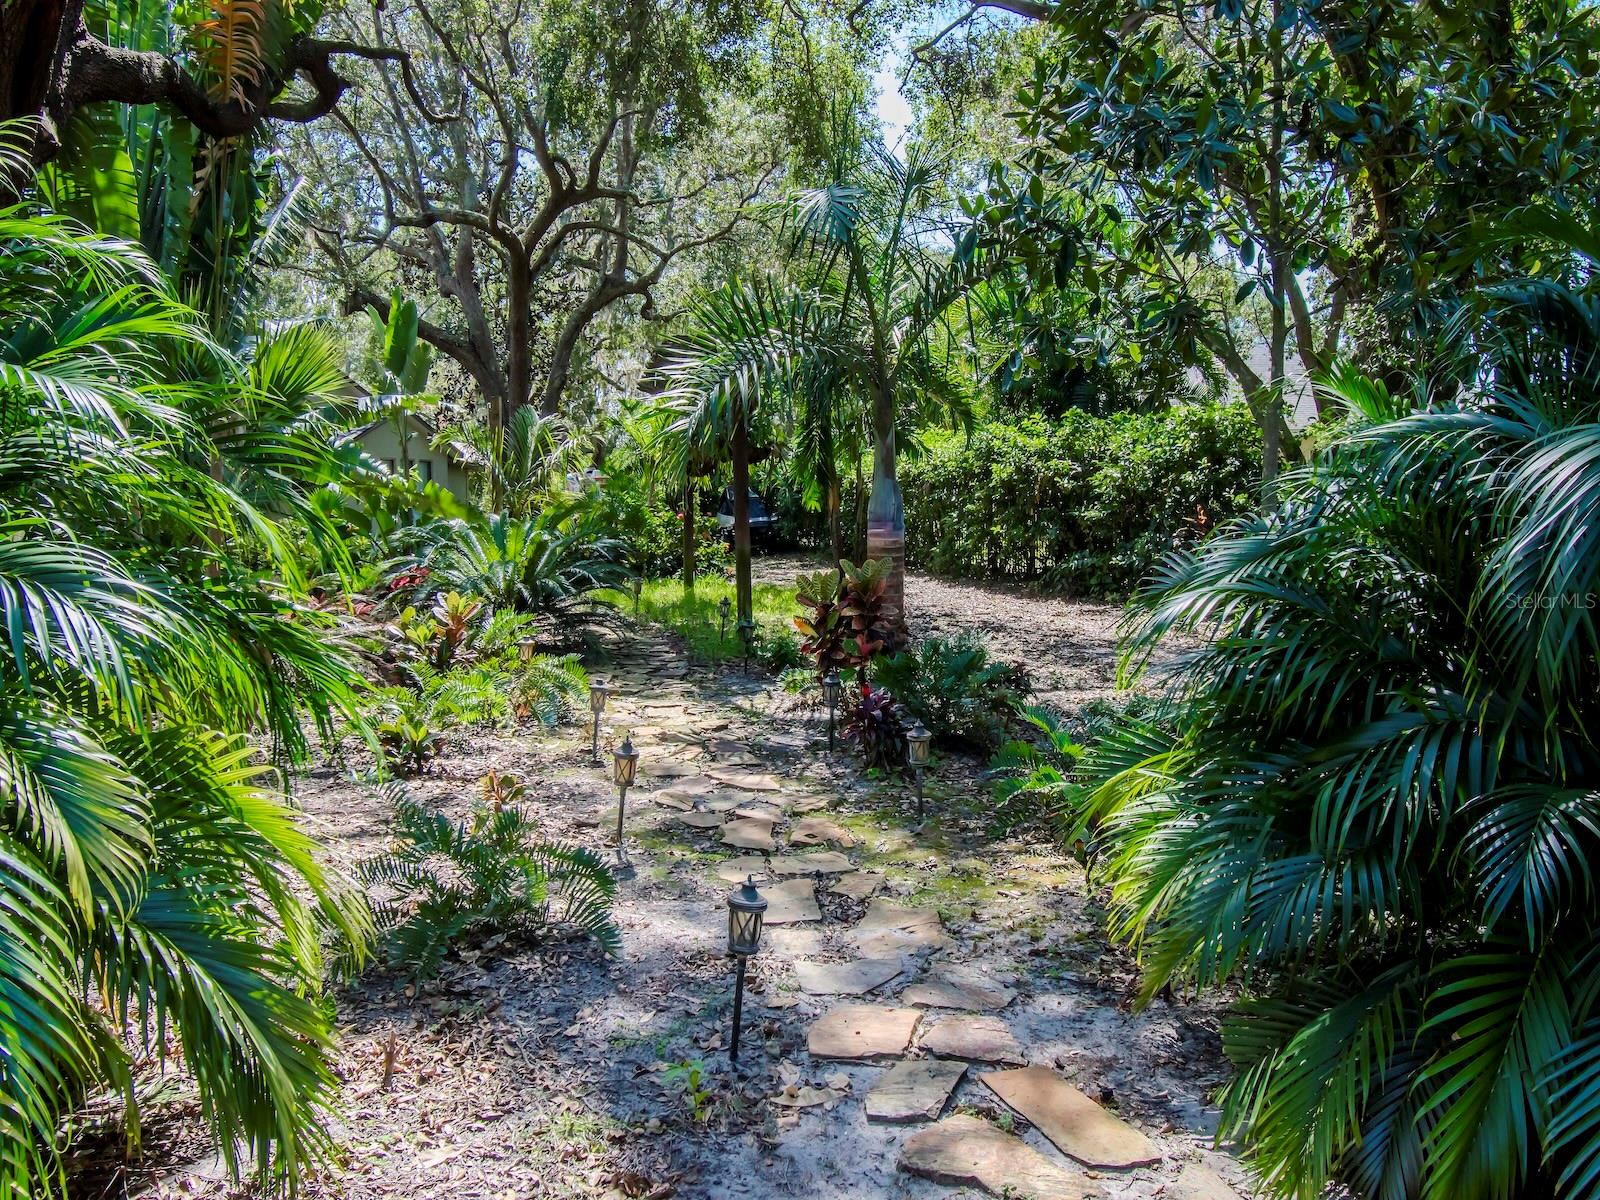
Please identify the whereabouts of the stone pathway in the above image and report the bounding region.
[580,629,1251,1200]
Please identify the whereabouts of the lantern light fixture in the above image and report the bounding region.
[725,874,768,1062]
[610,732,639,862]
[588,679,610,759]
[718,595,731,641]
[906,720,933,821]
[821,668,842,751]
[737,618,757,675]
[518,637,537,663]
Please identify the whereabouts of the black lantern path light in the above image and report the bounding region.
[822,668,842,751]
[718,595,731,642]
[726,874,768,1063]
[906,719,932,821]
[611,732,639,864]
[737,617,757,675]
[588,678,610,760]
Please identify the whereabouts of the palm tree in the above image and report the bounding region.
[1072,252,1600,1199]
[656,143,994,636]
[1,141,370,1195]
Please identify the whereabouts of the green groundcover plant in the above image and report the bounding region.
[1077,262,1600,1198]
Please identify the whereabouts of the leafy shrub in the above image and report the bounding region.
[394,506,629,631]
[988,707,1084,836]
[780,406,1257,597]
[872,633,1029,749]
[361,783,619,977]
[843,683,907,770]
[794,559,894,677]
[377,714,445,775]
[1073,276,1600,1200]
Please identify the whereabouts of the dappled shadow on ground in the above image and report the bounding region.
[94,591,1236,1200]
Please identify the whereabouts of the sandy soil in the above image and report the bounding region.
[70,571,1236,1200]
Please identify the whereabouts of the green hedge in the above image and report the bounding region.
[899,405,1259,596]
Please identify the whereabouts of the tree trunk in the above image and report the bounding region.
[731,409,753,624]
[1263,0,1288,496]
[852,452,866,561]
[681,475,696,591]
[865,387,906,645]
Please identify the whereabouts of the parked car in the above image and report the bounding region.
[715,487,778,539]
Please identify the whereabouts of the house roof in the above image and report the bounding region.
[334,411,484,467]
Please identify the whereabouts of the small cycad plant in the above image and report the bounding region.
[360,779,619,977]
[989,707,1084,838]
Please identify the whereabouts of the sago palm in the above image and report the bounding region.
[1076,259,1600,1199]
[1,142,369,1197]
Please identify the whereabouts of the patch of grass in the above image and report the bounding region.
[601,578,801,667]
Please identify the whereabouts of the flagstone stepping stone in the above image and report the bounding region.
[793,958,904,996]
[763,877,822,925]
[830,871,882,900]
[790,794,834,814]
[852,901,950,956]
[788,816,857,848]
[920,1015,1025,1065]
[865,1059,967,1123]
[708,769,783,791]
[1172,1163,1246,1200]
[706,737,757,757]
[902,970,1017,1012]
[898,1115,1101,1198]
[806,1005,920,1059]
[675,811,725,830]
[653,792,695,812]
[980,1066,1162,1169]
[650,777,720,798]
[692,795,741,813]
[644,760,701,778]
[733,801,786,822]
[714,856,776,883]
[721,818,776,852]
[772,851,853,875]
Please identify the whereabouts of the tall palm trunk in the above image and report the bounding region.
[731,407,753,623]
[681,473,696,591]
[865,386,906,644]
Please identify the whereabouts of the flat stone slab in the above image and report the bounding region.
[866,1059,968,1123]
[708,770,783,791]
[902,970,1016,1012]
[789,816,857,848]
[650,777,719,797]
[793,957,904,996]
[675,811,725,829]
[714,855,776,883]
[831,871,882,900]
[806,1005,921,1059]
[721,818,776,852]
[733,801,786,822]
[763,877,822,925]
[920,1015,1026,1065]
[898,1115,1101,1198]
[773,851,853,875]
[852,901,950,956]
[643,760,702,778]
[1172,1164,1246,1200]
[653,792,695,812]
[981,1066,1161,1169]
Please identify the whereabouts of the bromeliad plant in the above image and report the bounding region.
[1,137,370,1196]
[1076,260,1600,1200]
[842,683,907,771]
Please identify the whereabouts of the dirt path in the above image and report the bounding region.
[751,553,1173,713]
[105,588,1236,1200]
